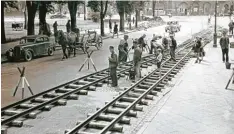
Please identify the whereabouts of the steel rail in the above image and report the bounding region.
[1,54,154,112]
[1,29,213,127]
[66,44,192,134]
[99,50,191,134]
[1,54,158,126]
[1,28,212,112]
[66,30,213,134]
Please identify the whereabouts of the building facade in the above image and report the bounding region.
[144,0,234,16]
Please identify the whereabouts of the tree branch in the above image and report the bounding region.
[102,1,108,17]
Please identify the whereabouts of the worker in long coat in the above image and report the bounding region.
[118,35,129,63]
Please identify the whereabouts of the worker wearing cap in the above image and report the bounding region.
[138,34,147,50]
[133,42,142,79]
[109,46,118,87]
[118,35,129,63]
[219,30,229,63]
[169,34,177,61]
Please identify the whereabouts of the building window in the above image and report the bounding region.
[180,8,184,13]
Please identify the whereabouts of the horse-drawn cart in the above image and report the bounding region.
[86,30,103,50]
[12,23,23,31]
[74,30,103,53]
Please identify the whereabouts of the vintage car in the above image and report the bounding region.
[6,35,56,62]
[165,21,181,33]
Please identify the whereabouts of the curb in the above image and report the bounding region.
[1,23,163,64]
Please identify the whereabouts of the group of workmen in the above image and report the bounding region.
[108,33,177,87]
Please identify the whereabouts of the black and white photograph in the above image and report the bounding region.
[1,0,234,134]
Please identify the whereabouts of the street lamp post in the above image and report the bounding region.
[213,0,218,47]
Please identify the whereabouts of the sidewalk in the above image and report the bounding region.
[135,41,234,134]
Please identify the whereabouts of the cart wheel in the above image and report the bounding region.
[24,50,33,61]
[48,48,54,56]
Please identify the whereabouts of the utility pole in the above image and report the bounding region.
[213,0,217,47]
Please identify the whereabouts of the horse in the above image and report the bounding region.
[55,30,78,59]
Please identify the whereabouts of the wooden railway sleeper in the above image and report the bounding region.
[65,84,83,89]
[94,113,130,125]
[145,94,154,100]
[141,64,148,68]
[85,77,98,82]
[9,120,23,127]
[106,107,137,117]
[95,82,104,87]
[31,97,67,106]
[76,80,91,85]
[142,81,154,86]
[43,92,78,100]
[87,121,123,132]
[120,96,136,103]
[3,110,37,119]
[144,79,156,83]
[127,92,141,98]
[139,99,149,105]
[113,102,143,111]
[137,84,151,89]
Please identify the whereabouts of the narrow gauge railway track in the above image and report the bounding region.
[65,47,193,134]
[65,33,213,134]
[1,29,212,129]
[1,54,160,127]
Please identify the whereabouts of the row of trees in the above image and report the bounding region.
[1,1,146,43]
[87,1,145,35]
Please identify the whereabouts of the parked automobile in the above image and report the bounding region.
[6,35,56,62]
[165,21,181,33]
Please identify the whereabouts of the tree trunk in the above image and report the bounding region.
[129,14,131,30]
[100,1,108,36]
[68,2,78,32]
[39,2,47,24]
[84,3,86,20]
[119,12,125,32]
[135,9,138,28]
[1,1,6,43]
[100,1,104,36]
[152,1,155,17]
[26,1,37,35]
[24,7,27,30]
[70,12,76,31]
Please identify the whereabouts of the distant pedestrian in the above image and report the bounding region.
[128,16,131,25]
[118,35,129,63]
[228,20,234,35]
[109,19,112,33]
[169,34,177,61]
[53,21,58,35]
[66,20,71,33]
[156,49,163,77]
[133,42,142,79]
[219,31,229,63]
[133,17,135,24]
[108,46,118,87]
[113,22,119,38]
[194,37,203,63]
